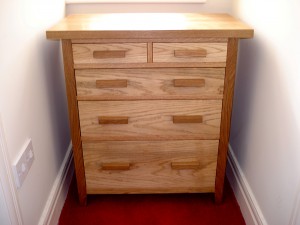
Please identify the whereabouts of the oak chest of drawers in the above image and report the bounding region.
[46,13,253,204]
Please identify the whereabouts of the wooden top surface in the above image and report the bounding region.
[46,13,253,40]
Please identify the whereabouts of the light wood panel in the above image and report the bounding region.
[75,68,225,100]
[73,62,226,69]
[72,43,147,65]
[71,38,228,44]
[83,140,218,194]
[46,13,254,40]
[153,43,227,63]
[78,100,222,141]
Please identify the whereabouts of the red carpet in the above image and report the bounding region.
[59,177,245,225]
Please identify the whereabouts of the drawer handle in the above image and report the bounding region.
[96,79,128,88]
[171,161,200,170]
[93,50,126,59]
[173,115,203,124]
[173,79,205,87]
[174,49,207,58]
[102,163,131,170]
[98,116,129,124]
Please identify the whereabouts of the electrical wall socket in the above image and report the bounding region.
[12,139,34,188]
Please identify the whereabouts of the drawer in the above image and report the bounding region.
[153,43,227,63]
[78,100,222,141]
[83,140,218,194]
[76,68,225,100]
[72,43,147,65]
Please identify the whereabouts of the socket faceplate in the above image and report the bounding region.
[12,139,34,188]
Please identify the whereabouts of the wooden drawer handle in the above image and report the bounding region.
[96,79,127,88]
[102,163,131,170]
[174,49,207,58]
[171,161,200,170]
[93,50,126,59]
[98,116,128,124]
[173,79,205,87]
[173,115,203,124]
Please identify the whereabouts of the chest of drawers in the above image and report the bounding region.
[46,13,253,204]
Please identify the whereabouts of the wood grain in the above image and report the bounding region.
[147,42,153,63]
[61,40,87,205]
[101,163,131,170]
[98,116,129,124]
[78,100,222,141]
[153,43,227,63]
[72,43,147,65]
[46,13,254,40]
[173,115,203,124]
[83,140,218,194]
[93,50,126,59]
[95,79,127,88]
[46,13,253,204]
[171,161,200,170]
[174,49,207,58]
[173,79,205,87]
[215,38,238,203]
[71,38,228,44]
[73,62,226,69]
[75,68,225,100]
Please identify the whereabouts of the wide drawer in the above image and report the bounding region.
[78,100,222,141]
[76,68,225,100]
[72,43,147,65]
[83,140,218,194]
[153,43,227,63]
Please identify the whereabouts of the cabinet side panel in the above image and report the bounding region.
[215,38,238,203]
[62,39,87,205]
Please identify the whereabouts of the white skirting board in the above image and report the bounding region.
[226,144,267,225]
[0,115,23,225]
[38,143,74,225]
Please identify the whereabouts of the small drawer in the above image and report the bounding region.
[78,100,222,141]
[83,140,218,194]
[153,43,227,63]
[75,68,225,100]
[72,43,147,65]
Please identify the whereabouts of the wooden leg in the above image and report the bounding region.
[215,38,238,203]
[62,40,87,205]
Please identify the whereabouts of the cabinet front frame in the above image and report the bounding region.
[61,37,238,205]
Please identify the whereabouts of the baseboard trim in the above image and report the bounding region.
[38,142,74,225]
[0,115,23,225]
[226,144,267,225]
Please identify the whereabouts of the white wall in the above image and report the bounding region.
[66,0,232,14]
[0,180,11,225]
[230,0,300,224]
[0,0,67,224]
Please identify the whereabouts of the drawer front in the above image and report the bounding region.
[76,68,225,100]
[72,43,147,65]
[83,140,218,194]
[78,100,222,141]
[153,43,227,63]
